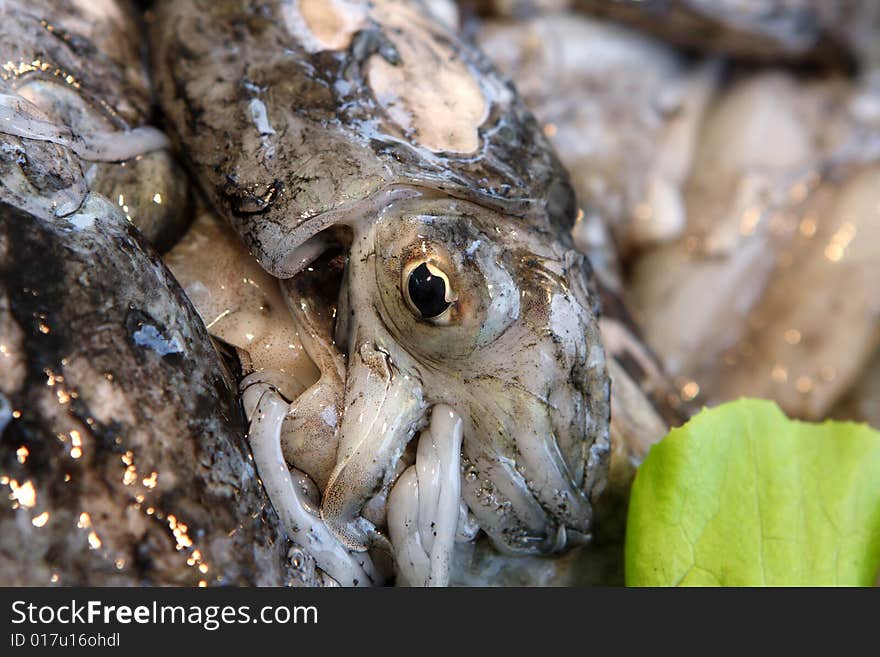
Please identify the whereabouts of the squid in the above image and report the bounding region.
[153,0,611,586]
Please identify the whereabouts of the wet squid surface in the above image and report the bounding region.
[0,0,190,250]
[0,197,307,586]
[153,0,611,586]
[150,0,576,277]
[0,0,310,586]
[1,0,879,587]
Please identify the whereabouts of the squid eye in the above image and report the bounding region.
[404,261,454,320]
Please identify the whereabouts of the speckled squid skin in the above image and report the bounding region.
[0,0,151,126]
[154,0,611,561]
[151,0,577,278]
[0,0,311,586]
[0,196,312,586]
[0,0,189,250]
[329,195,611,554]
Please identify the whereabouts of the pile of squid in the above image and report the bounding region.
[0,0,878,587]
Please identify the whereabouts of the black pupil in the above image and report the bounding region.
[407,263,450,319]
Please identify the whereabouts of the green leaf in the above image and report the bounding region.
[625,398,880,586]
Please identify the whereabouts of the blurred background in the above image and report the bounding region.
[455,0,880,430]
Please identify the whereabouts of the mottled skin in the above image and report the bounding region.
[153,0,610,572]
[0,0,150,126]
[0,0,189,250]
[0,0,308,585]
[473,11,693,463]
[0,195,311,586]
[326,195,609,553]
[151,0,575,278]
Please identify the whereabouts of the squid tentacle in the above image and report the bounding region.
[241,379,382,587]
[0,93,170,162]
[388,404,465,587]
